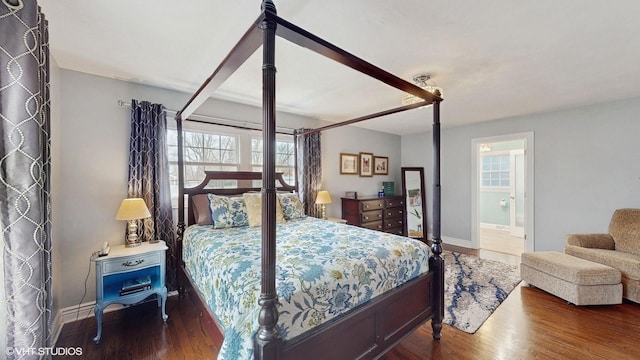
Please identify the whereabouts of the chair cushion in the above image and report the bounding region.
[522,251,621,285]
[609,209,640,256]
[565,245,640,281]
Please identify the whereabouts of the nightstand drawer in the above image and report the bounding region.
[102,252,161,274]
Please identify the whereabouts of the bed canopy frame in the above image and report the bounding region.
[175,1,443,359]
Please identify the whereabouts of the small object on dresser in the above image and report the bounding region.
[377,188,384,198]
[382,181,394,196]
[344,191,357,199]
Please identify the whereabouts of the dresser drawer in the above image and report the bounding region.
[385,227,404,235]
[384,219,404,229]
[341,196,405,236]
[102,252,161,274]
[362,221,383,231]
[385,198,404,208]
[384,207,404,219]
[360,199,385,211]
[361,210,383,223]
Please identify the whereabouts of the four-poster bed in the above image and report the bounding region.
[174,1,444,359]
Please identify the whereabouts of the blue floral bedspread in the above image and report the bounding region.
[183,217,430,359]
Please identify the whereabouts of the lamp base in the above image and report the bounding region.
[125,220,141,247]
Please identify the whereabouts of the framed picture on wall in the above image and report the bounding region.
[340,153,359,175]
[359,152,374,177]
[374,156,389,175]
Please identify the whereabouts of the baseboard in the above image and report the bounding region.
[442,235,475,249]
[425,232,475,250]
[51,310,63,348]
[51,290,179,345]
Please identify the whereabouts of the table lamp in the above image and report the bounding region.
[315,190,332,220]
[116,198,151,247]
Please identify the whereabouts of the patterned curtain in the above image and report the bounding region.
[0,0,53,357]
[296,129,322,217]
[128,100,176,290]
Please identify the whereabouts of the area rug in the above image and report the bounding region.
[443,251,521,333]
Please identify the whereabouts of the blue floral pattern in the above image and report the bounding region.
[277,193,306,220]
[183,217,430,360]
[207,194,248,228]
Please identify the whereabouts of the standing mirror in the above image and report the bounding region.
[402,167,428,243]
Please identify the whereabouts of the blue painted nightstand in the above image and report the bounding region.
[92,241,168,344]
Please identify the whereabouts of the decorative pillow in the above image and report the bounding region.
[192,194,212,225]
[277,193,306,220]
[243,193,286,227]
[227,196,249,227]
[207,194,248,228]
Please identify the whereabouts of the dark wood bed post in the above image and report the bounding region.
[176,113,186,297]
[255,1,283,359]
[429,90,444,340]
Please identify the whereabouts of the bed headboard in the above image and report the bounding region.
[182,171,296,226]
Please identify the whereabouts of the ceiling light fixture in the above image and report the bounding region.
[402,73,443,107]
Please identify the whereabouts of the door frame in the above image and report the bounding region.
[510,149,525,237]
[471,132,534,252]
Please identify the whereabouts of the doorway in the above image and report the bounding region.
[471,132,534,264]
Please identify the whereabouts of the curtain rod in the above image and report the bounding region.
[117,100,295,134]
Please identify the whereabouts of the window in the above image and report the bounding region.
[167,129,239,204]
[251,138,296,185]
[166,125,296,207]
[480,155,510,188]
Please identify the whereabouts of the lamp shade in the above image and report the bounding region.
[115,198,151,220]
[315,191,332,205]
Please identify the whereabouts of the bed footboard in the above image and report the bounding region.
[179,261,436,360]
[281,271,434,360]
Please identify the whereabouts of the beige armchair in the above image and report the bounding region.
[565,208,640,303]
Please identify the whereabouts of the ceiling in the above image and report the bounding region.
[40,0,640,135]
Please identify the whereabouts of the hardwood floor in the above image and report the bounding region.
[480,226,525,256]
[55,271,640,359]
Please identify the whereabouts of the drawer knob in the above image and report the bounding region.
[122,259,144,267]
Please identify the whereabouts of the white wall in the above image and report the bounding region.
[54,69,402,309]
[402,97,640,251]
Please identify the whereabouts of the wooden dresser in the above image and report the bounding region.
[341,196,405,235]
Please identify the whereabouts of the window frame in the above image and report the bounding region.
[479,152,510,190]
[166,121,296,207]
